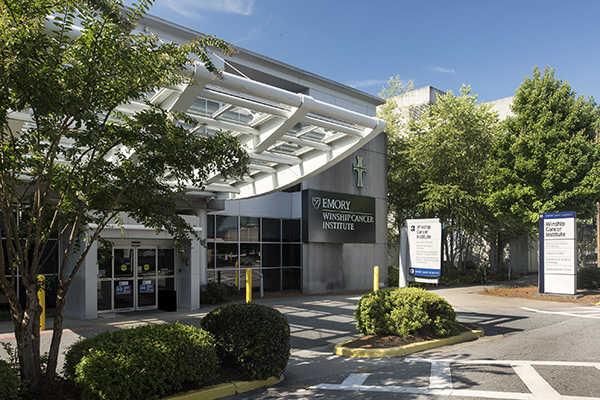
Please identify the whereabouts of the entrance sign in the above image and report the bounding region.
[405,219,443,279]
[302,189,375,243]
[539,211,577,295]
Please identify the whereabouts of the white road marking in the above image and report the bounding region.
[311,358,600,399]
[520,307,600,319]
[512,362,560,399]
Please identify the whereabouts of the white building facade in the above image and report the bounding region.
[17,15,390,319]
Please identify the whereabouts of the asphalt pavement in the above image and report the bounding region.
[3,274,600,399]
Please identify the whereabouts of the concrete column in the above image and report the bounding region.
[177,215,202,310]
[65,239,98,319]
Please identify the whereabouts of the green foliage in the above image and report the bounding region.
[381,83,500,266]
[388,265,399,287]
[63,323,218,400]
[486,66,600,231]
[578,268,600,289]
[201,303,290,380]
[0,0,249,385]
[200,282,238,304]
[355,287,458,338]
[0,359,21,400]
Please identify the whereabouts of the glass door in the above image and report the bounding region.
[136,248,157,309]
[113,248,135,310]
[97,244,174,313]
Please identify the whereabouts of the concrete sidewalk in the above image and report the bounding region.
[0,275,542,369]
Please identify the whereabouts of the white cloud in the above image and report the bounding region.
[433,66,456,75]
[345,78,388,89]
[162,0,255,17]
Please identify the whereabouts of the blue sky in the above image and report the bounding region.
[146,0,600,103]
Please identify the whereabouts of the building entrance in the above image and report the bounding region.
[97,245,176,312]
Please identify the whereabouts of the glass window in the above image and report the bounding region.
[114,249,134,277]
[216,243,238,268]
[282,244,301,267]
[137,248,156,277]
[282,219,301,242]
[38,240,59,275]
[282,268,301,290]
[240,217,260,242]
[216,216,238,242]
[263,268,281,292]
[262,244,280,267]
[97,281,112,311]
[97,241,113,279]
[262,218,280,242]
[158,248,175,276]
[240,243,260,268]
[206,242,215,269]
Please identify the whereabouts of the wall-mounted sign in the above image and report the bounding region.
[302,189,375,243]
[406,219,443,277]
[539,211,577,295]
[352,156,367,188]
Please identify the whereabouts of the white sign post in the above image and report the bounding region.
[539,212,577,295]
[401,218,443,284]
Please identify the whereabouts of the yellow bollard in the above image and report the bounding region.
[37,275,46,331]
[373,266,379,292]
[246,268,252,303]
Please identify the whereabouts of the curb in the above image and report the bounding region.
[164,376,283,400]
[334,328,485,358]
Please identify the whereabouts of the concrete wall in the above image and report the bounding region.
[301,132,388,293]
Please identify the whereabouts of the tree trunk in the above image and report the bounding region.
[45,282,68,381]
[14,287,43,388]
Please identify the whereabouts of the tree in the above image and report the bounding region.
[0,0,249,388]
[377,76,419,243]
[405,85,499,267]
[486,67,600,231]
[381,82,500,267]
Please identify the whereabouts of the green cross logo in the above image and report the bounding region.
[352,156,366,188]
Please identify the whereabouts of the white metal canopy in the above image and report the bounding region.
[12,15,386,201]
[145,64,386,199]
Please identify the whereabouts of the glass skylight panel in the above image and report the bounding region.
[218,106,254,125]
[270,142,302,155]
[300,130,325,142]
[204,84,291,112]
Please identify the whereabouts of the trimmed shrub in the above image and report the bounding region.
[578,267,600,289]
[201,302,290,380]
[63,323,218,400]
[355,287,458,338]
[200,282,236,304]
[0,359,20,400]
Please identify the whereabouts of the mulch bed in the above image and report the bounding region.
[341,322,474,349]
[479,285,600,304]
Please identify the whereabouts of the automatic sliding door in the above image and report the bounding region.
[113,249,134,310]
[137,248,157,309]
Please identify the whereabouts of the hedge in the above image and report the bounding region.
[64,323,218,400]
[201,302,290,380]
[0,359,20,400]
[355,287,458,338]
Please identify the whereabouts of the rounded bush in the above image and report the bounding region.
[63,323,218,400]
[578,267,600,289]
[201,302,290,380]
[355,287,458,338]
[0,359,20,400]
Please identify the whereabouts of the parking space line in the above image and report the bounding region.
[429,360,452,393]
[512,362,560,399]
[313,359,600,399]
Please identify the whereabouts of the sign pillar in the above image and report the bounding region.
[539,211,577,295]
[402,219,443,284]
